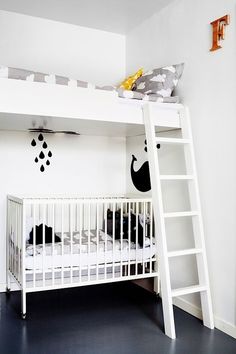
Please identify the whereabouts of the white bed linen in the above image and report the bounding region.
[25,230,156,270]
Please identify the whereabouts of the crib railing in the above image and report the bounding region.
[7,197,23,287]
[7,196,158,292]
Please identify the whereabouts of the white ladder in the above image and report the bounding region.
[143,104,214,339]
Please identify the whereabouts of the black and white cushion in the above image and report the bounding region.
[132,63,184,98]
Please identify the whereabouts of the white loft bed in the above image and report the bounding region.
[3,76,184,328]
[0,78,182,136]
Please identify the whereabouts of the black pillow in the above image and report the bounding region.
[29,224,61,245]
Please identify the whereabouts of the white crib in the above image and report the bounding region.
[6,195,159,319]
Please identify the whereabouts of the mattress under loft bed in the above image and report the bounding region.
[0,66,183,136]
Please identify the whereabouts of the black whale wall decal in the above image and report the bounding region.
[131,154,151,192]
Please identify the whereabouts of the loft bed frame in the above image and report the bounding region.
[2,76,206,340]
[0,77,182,136]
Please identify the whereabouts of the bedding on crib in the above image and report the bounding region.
[25,229,156,270]
[7,196,158,292]
[0,65,179,103]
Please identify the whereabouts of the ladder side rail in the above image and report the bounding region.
[143,103,176,339]
[180,107,214,329]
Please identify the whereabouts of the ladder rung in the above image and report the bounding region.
[156,138,190,145]
[168,248,202,258]
[160,175,194,180]
[172,285,207,297]
[164,211,198,218]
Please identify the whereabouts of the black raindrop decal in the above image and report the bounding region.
[39,151,45,159]
[30,133,53,172]
[38,133,44,141]
[31,139,36,147]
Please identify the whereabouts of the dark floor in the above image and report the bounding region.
[0,282,235,354]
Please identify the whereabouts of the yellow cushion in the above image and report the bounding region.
[119,68,143,90]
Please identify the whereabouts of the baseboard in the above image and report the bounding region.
[173,297,236,339]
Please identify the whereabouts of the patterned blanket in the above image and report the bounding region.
[0,65,179,103]
[26,230,153,257]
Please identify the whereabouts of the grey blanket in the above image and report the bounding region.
[26,229,153,257]
[0,65,179,103]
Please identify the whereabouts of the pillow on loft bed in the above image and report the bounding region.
[132,63,184,99]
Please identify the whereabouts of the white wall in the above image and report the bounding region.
[126,0,236,337]
[0,11,127,289]
[0,132,126,287]
[0,10,126,85]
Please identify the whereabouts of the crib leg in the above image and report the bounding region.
[6,271,11,294]
[21,289,27,319]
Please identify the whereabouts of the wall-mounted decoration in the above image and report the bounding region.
[29,128,80,173]
[31,133,52,173]
[210,15,230,52]
[131,140,160,192]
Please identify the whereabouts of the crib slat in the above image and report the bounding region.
[61,204,64,285]
[96,203,99,281]
[135,202,138,276]
[150,202,153,275]
[88,203,91,281]
[42,204,46,287]
[104,202,107,280]
[16,204,18,280]
[70,204,73,283]
[143,202,146,275]
[112,203,115,279]
[21,203,26,316]
[128,202,131,277]
[120,202,123,278]
[13,204,16,274]
[79,203,82,283]
[52,204,55,286]
[9,202,12,279]
[33,205,36,288]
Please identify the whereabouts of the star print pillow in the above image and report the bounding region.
[132,63,184,98]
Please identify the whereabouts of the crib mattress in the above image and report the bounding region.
[0,65,179,104]
[25,230,156,271]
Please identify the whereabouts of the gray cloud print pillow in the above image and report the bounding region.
[132,63,184,98]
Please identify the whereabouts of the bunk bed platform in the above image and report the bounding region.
[0,78,182,136]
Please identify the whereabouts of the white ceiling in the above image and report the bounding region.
[0,0,174,34]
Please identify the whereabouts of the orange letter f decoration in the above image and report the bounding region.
[210,15,230,51]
